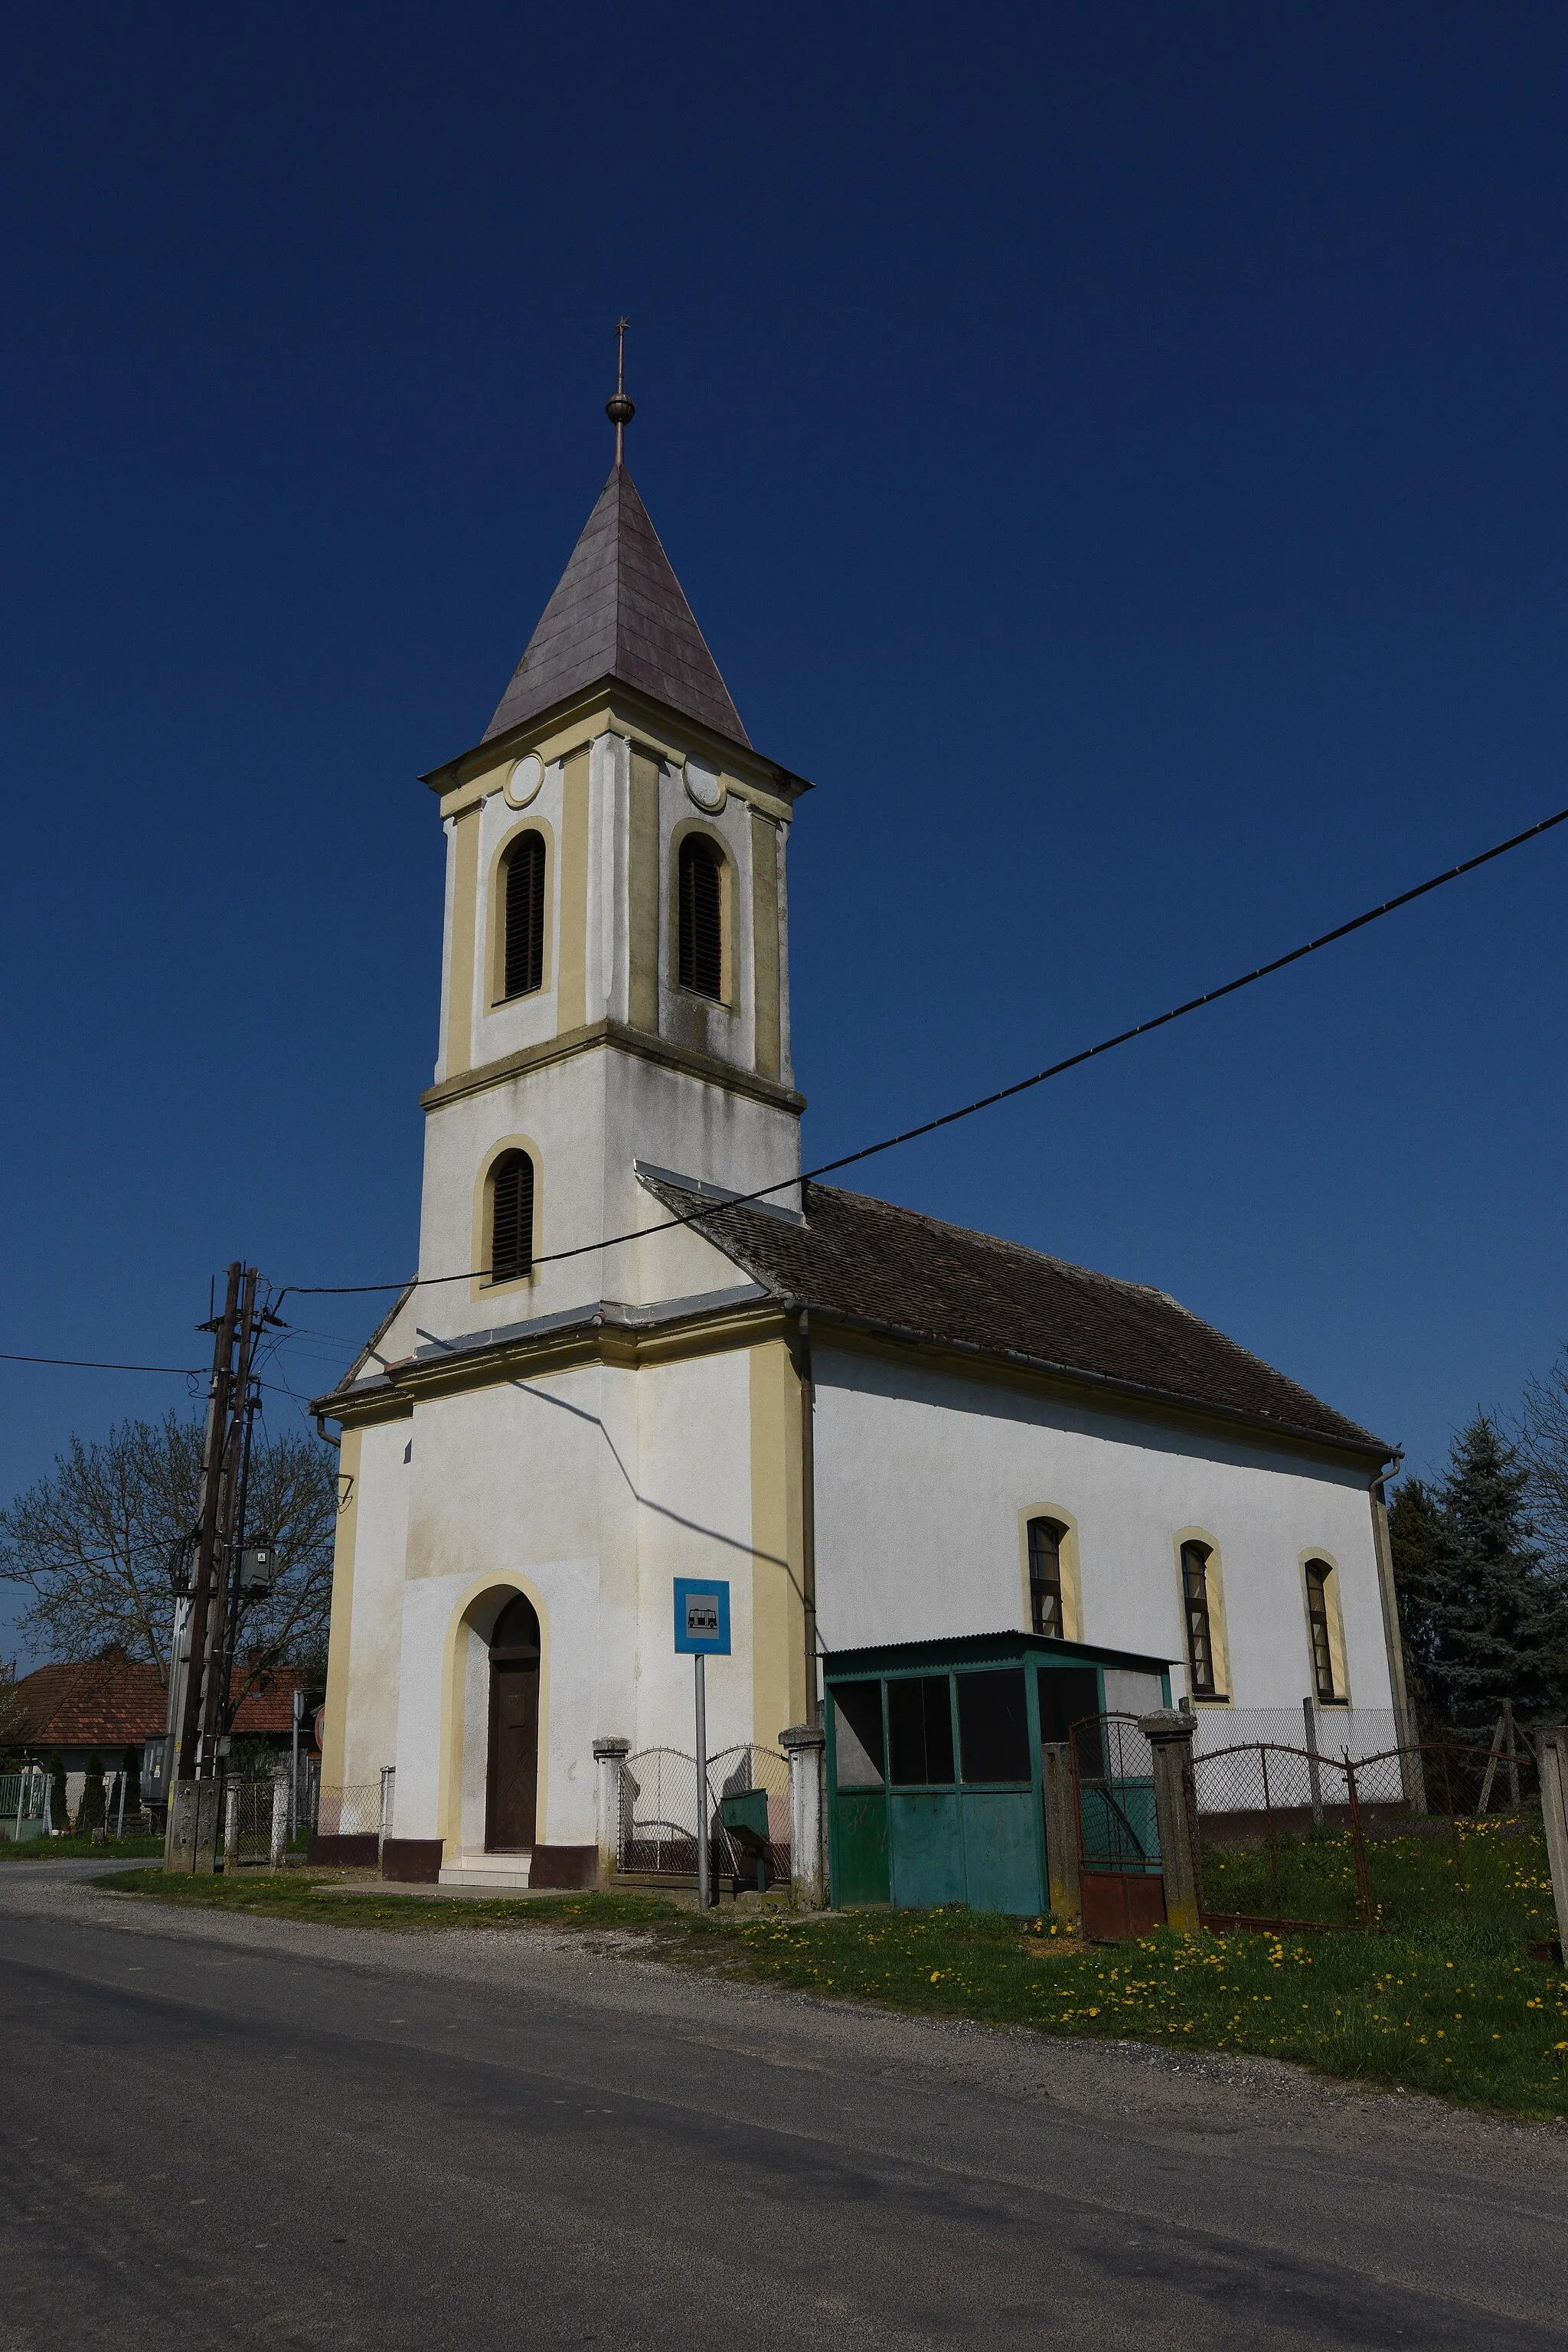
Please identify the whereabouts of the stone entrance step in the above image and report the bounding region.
[439,1851,532,1891]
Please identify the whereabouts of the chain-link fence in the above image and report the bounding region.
[1194,1736,1552,1940]
[314,1783,385,1839]
[618,1743,790,1890]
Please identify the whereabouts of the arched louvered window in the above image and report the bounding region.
[678,834,724,1000]
[1027,1518,1067,1639]
[1181,1541,1219,1699]
[488,1150,535,1282]
[502,833,547,1000]
[1305,1560,1337,1703]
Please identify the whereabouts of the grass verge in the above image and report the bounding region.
[2,1836,165,1860]
[97,1867,1568,2120]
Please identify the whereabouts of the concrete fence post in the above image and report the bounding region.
[270,1778,289,1869]
[1041,1743,1082,1933]
[1138,1710,1204,1933]
[593,1738,630,1889]
[779,1723,827,1909]
[1536,1727,1568,1962]
[223,1783,240,1871]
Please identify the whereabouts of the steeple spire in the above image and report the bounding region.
[606,316,635,468]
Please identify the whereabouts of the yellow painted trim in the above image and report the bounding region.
[1300,1548,1351,1707]
[431,684,812,816]
[469,1134,544,1307]
[668,815,736,1007]
[1174,1527,1233,1704]
[318,1308,1380,1481]
[1016,1505,1084,1644]
[419,1016,806,1117]
[445,808,482,1075]
[750,1339,807,1748]
[319,1426,364,1789]
[436,1571,553,1859]
[627,747,661,1034]
[485,815,556,1008]
[751,808,781,1080]
[556,746,590,1033]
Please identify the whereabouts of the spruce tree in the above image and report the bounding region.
[1407,1414,1568,1738]
[1387,1475,1450,1725]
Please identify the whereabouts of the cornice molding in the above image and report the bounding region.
[315,1300,793,1425]
[423,678,812,815]
[421,1015,808,1117]
[314,1285,1384,1475]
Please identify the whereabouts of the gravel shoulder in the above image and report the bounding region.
[6,1858,1566,2184]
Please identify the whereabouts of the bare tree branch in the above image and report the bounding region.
[0,1411,338,1677]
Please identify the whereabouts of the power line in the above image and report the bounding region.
[0,1351,204,1376]
[257,794,1565,1305]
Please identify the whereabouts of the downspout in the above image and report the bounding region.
[794,1305,820,1730]
[1368,1449,1420,1779]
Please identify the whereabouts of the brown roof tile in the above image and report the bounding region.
[8,1656,310,1749]
[640,1176,1387,1454]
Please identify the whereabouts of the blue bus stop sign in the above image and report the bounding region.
[674,1577,730,1655]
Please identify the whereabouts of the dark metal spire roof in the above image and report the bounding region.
[482,466,750,750]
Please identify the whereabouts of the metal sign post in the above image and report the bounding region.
[694,1653,709,1909]
[674,1578,730,1908]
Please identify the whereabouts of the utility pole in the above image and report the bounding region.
[163,1264,265,1873]
[165,1266,240,1872]
[198,1266,262,1847]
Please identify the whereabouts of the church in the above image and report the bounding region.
[314,379,1407,1900]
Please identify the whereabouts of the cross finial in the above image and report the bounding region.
[606,316,635,466]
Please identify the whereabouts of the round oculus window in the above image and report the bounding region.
[683,756,724,812]
[505,753,544,808]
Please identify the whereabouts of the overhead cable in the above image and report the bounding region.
[254,795,1566,1305]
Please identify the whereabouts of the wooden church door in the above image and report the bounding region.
[486,1593,541,1852]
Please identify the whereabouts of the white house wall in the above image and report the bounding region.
[811,1344,1392,1717]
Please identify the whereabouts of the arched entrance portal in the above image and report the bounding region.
[486,1592,541,1853]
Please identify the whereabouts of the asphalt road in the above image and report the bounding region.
[3,1866,1567,2350]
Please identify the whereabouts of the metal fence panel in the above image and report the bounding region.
[1194,1737,1550,1938]
[619,1743,791,1887]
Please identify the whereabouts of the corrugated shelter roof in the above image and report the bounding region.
[483,465,750,749]
[8,1656,310,1749]
[639,1175,1387,1454]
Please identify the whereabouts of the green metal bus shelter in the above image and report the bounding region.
[824,1632,1171,1916]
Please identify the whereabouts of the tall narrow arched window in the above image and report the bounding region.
[678,834,724,999]
[1180,1540,1220,1699]
[502,833,547,999]
[1305,1560,1338,1703]
[1027,1517,1067,1638]
[488,1150,535,1282]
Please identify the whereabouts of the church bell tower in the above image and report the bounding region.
[411,343,811,1345]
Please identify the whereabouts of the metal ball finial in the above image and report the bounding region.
[607,316,634,463]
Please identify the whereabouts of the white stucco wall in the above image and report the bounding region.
[810,1345,1393,1720]
[364,1344,763,1853]
[337,1418,410,1791]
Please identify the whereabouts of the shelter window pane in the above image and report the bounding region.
[1036,1666,1102,1750]
[887,1676,956,1787]
[957,1670,1031,1783]
[831,1684,886,1788]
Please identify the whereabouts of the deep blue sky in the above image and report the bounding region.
[3,5,1566,1668]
